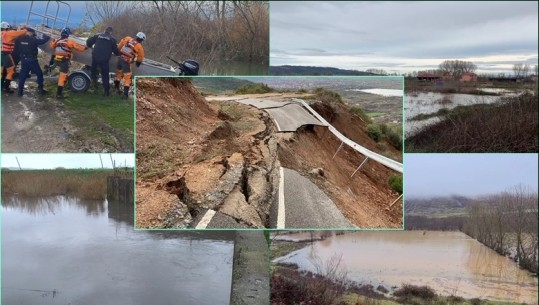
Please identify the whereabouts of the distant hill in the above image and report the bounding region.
[192,77,254,94]
[405,195,474,217]
[270,65,378,76]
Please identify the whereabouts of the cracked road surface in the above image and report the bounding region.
[236,98,326,132]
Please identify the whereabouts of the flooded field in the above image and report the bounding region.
[404,92,505,136]
[274,231,538,304]
[1,196,234,305]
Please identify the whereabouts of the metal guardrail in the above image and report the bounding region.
[293,98,403,173]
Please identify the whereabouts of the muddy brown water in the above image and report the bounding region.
[1,196,234,305]
[274,231,538,304]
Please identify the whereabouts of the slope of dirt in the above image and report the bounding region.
[136,79,279,228]
[278,125,402,228]
[311,101,402,162]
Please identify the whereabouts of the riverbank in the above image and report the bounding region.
[272,263,530,305]
[0,168,129,200]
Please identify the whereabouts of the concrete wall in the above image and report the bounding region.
[230,230,270,305]
[106,176,134,203]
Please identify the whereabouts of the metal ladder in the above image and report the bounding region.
[25,1,71,31]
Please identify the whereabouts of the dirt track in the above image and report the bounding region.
[1,84,133,153]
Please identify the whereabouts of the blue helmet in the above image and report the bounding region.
[61,27,71,37]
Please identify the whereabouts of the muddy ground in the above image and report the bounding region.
[136,79,402,228]
[1,82,133,153]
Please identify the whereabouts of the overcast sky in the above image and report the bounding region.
[1,154,134,169]
[271,1,538,75]
[405,154,538,198]
[1,1,86,28]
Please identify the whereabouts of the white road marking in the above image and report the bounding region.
[277,167,286,229]
[272,118,281,131]
[195,209,216,229]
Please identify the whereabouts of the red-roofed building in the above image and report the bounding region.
[460,72,477,82]
[417,73,441,81]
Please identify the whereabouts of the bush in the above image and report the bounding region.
[235,83,274,94]
[313,87,344,104]
[386,128,403,150]
[367,124,383,142]
[394,284,436,299]
[351,106,372,123]
[388,174,403,194]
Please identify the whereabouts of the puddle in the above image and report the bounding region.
[2,196,235,305]
[274,231,538,304]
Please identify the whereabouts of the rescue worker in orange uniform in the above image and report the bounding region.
[115,32,145,99]
[49,28,87,99]
[1,22,28,93]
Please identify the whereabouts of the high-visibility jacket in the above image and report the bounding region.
[1,29,28,53]
[118,36,144,63]
[50,37,86,59]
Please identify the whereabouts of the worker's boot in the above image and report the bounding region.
[3,80,14,93]
[56,86,64,99]
[38,85,48,96]
[122,86,129,99]
[17,87,23,97]
[114,80,121,95]
[92,79,99,93]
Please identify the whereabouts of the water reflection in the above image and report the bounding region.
[275,231,538,304]
[2,195,106,216]
[2,196,235,305]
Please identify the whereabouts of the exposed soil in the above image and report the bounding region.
[136,79,402,228]
[136,78,279,228]
[277,125,402,228]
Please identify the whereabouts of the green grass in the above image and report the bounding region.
[367,112,385,118]
[43,82,134,150]
[341,294,399,305]
[270,241,309,260]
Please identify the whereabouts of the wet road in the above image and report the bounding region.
[1,196,235,305]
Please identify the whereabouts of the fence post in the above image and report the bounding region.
[332,141,344,160]
[350,156,369,178]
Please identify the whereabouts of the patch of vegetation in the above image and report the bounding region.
[1,168,120,200]
[394,284,436,301]
[367,124,383,142]
[406,92,538,152]
[43,82,134,151]
[409,108,450,121]
[388,174,403,194]
[351,106,372,123]
[270,241,310,260]
[313,87,345,104]
[235,82,274,94]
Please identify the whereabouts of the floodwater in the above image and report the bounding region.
[274,231,538,304]
[347,88,403,97]
[1,196,235,305]
[404,92,504,136]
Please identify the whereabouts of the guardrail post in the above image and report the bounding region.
[332,141,344,160]
[386,194,403,209]
[350,156,369,177]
